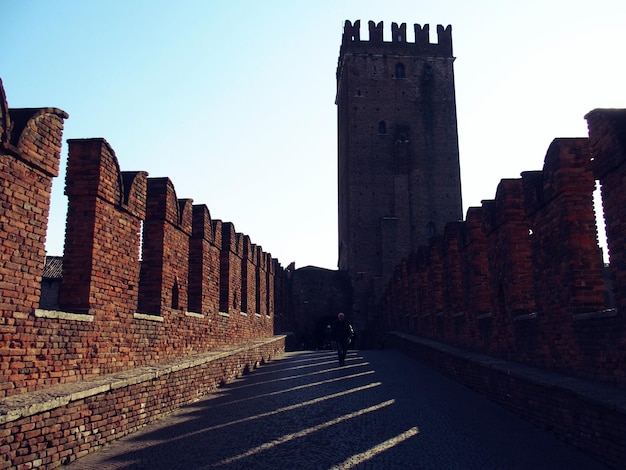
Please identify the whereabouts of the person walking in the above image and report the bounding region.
[332,312,354,366]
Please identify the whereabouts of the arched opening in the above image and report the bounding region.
[395,63,406,79]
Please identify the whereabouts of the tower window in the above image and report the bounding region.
[426,222,436,239]
[395,63,406,79]
[378,121,387,134]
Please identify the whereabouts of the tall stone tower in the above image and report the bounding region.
[336,20,463,342]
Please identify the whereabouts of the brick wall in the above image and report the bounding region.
[382,130,624,387]
[388,332,625,469]
[0,336,284,469]
[0,76,288,468]
[0,78,287,396]
[0,78,69,398]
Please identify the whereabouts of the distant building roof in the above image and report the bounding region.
[43,256,63,279]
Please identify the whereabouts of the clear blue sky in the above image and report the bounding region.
[3,0,625,269]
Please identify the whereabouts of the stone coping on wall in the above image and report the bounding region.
[388,331,626,411]
[0,336,286,425]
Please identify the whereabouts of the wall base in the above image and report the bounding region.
[388,331,626,469]
[0,336,285,469]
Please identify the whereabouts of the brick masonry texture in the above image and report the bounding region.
[4,20,626,469]
[0,78,287,469]
[388,332,625,469]
[336,21,463,343]
[0,131,289,397]
[0,337,284,469]
[382,135,622,386]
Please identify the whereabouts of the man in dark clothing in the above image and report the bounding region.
[333,312,354,366]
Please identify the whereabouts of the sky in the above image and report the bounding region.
[3,0,625,269]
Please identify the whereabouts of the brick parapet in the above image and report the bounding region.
[522,139,606,370]
[388,332,626,470]
[339,20,453,58]
[404,252,418,332]
[60,139,147,315]
[0,79,286,401]
[241,236,256,314]
[412,247,428,334]
[395,259,410,331]
[138,178,192,316]
[383,122,626,387]
[586,109,626,314]
[255,250,268,316]
[4,108,67,177]
[487,179,534,356]
[461,207,490,348]
[423,238,443,338]
[219,222,243,314]
[189,204,220,315]
[0,82,68,322]
[0,336,285,469]
[442,222,464,342]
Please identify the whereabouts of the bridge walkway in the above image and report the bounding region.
[69,348,608,469]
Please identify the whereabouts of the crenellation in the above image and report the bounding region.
[341,19,360,44]
[7,108,68,177]
[189,204,220,315]
[339,20,453,58]
[587,109,626,317]
[383,132,623,386]
[0,78,287,410]
[368,20,384,43]
[391,22,407,43]
[191,204,215,244]
[414,24,430,46]
[120,171,149,210]
[436,25,453,54]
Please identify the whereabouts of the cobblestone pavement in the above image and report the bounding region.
[70,349,609,469]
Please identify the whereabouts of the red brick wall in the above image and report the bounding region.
[61,139,147,315]
[0,79,287,400]
[486,178,536,357]
[461,207,490,348]
[0,79,69,397]
[442,222,464,341]
[219,222,242,315]
[587,109,626,312]
[189,204,221,315]
[383,130,625,387]
[522,138,606,372]
[585,109,626,383]
[389,332,625,470]
[138,177,193,315]
[241,236,256,314]
[0,92,67,317]
[0,337,284,469]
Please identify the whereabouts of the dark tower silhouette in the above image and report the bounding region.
[336,20,463,343]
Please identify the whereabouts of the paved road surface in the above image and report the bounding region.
[70,349,608,469]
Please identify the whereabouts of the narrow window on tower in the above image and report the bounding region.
[426,222,436,239]
[395,63,405,79]
[378,120,387,134]
[172,278,180,310]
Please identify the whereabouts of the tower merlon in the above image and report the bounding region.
[341,20,453,57]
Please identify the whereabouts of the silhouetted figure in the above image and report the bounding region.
[332,312,354,366]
